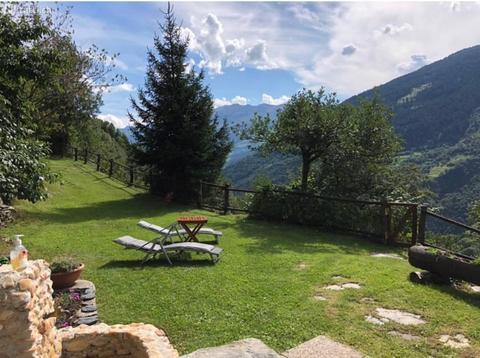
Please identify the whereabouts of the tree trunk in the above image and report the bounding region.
[301,155,311,192]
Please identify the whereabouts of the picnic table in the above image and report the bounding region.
[176,216,209,242]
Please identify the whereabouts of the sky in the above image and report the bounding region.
[58,1,480,128]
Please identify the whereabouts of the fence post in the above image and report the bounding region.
[223,184,230,215]
[198,181,203,209]
[74,148,78,161]
[418,205,428,245]
[411,204,418,245]
[382,202,391,244]
[83,149,88,164]
[108,159,113,177]
[96,154,101,171]
[129,167,134,186]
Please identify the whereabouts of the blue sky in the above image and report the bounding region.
[58,2,480,128]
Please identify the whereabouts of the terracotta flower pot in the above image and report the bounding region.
[51,263,85,289]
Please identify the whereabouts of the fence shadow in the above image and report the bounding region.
[231,217,396,256]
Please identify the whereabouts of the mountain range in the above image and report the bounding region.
[118,45,480,222]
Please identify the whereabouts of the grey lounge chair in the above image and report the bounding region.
[138,220,222,243]
[113,235,223,265]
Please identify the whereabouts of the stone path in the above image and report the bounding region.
[371,253,404,260]
[439,334,470,349]
[180,338,281,358]
[365,308,425,326]
[283,336,364,358]
[388,331,421,341]
[324,283,361,290]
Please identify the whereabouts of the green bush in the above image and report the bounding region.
[50,257,82,274]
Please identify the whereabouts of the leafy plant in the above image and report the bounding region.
[50,257,82,274]
[0,256,9,265]
[53,291,82,328]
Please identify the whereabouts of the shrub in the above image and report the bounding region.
[50,257,82,274]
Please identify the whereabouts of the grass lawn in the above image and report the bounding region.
[2,159,480,357]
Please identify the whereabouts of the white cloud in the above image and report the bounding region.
[113,58,128,70]
[397,54,429,74]
[98,114,131,128]
[261,94,290,106]
[214,96,248,108]
[181,12,276,75]
[108,83,135,93]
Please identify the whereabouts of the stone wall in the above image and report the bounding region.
[60,323,178,358]
[0,260,61,357]
[0,202,16,227]
[0,259,178,358]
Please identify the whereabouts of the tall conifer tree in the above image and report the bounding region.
[129,4,231,201]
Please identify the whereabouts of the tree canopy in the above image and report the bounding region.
[129,5,232,202]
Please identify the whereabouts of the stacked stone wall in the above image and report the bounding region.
[0,260,61,357]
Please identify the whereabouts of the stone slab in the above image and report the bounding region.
[388,331,421,341]
[180,338,281,358]
[283,335,363,358]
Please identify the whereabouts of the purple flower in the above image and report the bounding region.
[61,322,70,328]
[70,292,81,301]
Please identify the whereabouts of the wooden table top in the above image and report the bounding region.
[176,216,208,224]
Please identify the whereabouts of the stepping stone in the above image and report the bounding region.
[324,283,361,290]
[365,315,387,325]
[439,334,470,349]
[313,294,327,301]
[332,275,345,280]
[388,331,421,341]
[371,253,403,260]
[342,283,361,289]
[180,338,281,358]
[375,308,425,326]
[295,262,308,270]
[283,335,364,358]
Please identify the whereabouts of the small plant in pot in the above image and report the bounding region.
[50,257,84,289]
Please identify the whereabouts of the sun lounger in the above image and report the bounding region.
[113,235,223,265]
[138,220,222,243]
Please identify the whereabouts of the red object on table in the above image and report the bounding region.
[177,216,208,242]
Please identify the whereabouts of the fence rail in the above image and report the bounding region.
[66,147,478,253]
[70,147,150,189]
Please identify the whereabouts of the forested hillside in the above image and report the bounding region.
[223,46,480,227]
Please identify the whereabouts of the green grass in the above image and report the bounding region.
[2,160,480,357]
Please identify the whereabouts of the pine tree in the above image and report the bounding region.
[129,5,232,202]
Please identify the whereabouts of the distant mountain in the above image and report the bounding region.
[347,45,480,150]
[119,126,135,142]
[215,104,280,164]
[223,45,480,225]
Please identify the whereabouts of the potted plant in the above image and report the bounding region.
[408,245,480,285]
[50,257,84,289]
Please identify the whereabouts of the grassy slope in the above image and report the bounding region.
[2,160,480,356]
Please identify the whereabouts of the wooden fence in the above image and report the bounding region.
[199,181,419,246]
[67,146,478,252]
[70,147,150,189]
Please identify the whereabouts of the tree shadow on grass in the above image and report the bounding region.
[419,281,480,309]
[27,194,189,224]
[232,217,393,256]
